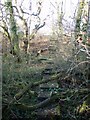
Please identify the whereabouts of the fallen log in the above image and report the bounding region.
[14,93,59,111]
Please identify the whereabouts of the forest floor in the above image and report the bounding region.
[2,36,90,120]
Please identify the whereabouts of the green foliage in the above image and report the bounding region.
[5,1,12,9]
[82,23,87,32]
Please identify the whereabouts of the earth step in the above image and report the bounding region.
[38,58,48,61]
[42,68,54,75]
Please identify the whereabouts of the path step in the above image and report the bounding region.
[38,82,59,101]
[39,82,58,89]
[37,91,50,101]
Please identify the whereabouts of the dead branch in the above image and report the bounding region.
[65,61,90,80]
[14,94,59,111]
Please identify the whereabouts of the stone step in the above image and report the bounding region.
[37,91,50,101]
[39,82,59,89]
[34,105,60,117]
[38,82,59,102]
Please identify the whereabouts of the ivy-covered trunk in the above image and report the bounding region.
[5,0,19,56]
[75,0,85,39]
[87,1,90,80]
[87,1,90,44]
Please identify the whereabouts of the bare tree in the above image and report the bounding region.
[0,0,46,54]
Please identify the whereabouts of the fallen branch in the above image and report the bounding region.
[14,94,59,111]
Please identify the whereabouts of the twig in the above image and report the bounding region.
[64,61,90,79]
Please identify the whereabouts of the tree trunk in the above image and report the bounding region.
[75,0,85,39]
[6,0,19,57]
[87,1,90,43]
